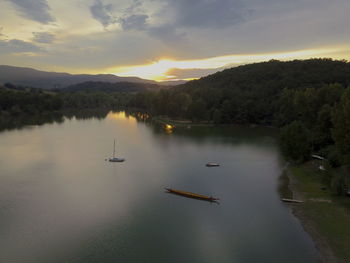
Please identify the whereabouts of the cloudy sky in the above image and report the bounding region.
[0,0,350,81]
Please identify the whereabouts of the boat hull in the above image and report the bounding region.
[206,163,220,167]
[165,188,219,202]
[109,158,125,162]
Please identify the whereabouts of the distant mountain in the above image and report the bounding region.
[63,81,165,93]
[0,65,157,89]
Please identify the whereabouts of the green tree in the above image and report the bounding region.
[168,92,191,117]
[280,121,311,162]
[277,88,296,126]
[221,99,233,123]
[188,98,207,121]
[332,86,350,165]
[317,83,344,107]
[314,104,334,148]
[212,108,222,124]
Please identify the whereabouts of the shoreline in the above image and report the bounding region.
[151,116,277,129]
[284,166,338,263]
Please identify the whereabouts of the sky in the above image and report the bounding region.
[0,0,350,81]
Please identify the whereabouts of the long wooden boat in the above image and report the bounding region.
[165,188,219,202]
[206,163,220,167]
[281,198,303,203]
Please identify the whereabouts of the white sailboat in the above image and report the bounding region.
[109,139,125,162]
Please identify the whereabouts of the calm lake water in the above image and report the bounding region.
[0,111,319,263]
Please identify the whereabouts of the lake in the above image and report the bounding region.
[0,111,320,263]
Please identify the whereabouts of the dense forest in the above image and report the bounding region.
[128,59,350,177]
[0,83,134,131]
[0,79,165,117]
[60,81,164,93]
[0,83,132,115]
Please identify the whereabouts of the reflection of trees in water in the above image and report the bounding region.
[148,123,278,150]
[0,109,111,132]
[64,109,109,120]
[126,111,278,149]
[0,112,64,132]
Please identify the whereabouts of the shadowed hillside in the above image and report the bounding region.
[62,81,165,93]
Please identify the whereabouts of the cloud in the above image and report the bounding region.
[112,0,149,31]
[0,39,42,54]
[147,24,187,43]
[32,32,55,43]
[119,14,149,31]
[5,0,55,24]
[164,0,251,29]
[124,0,144,14]
[111,0,250,43]
[90,0,116,28]
[113,1,186,43]
[0,27,8,41]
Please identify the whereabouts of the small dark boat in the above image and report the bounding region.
[165,188,219,202]
[206,163,220,167]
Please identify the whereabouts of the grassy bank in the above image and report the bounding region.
[288,163,350,263]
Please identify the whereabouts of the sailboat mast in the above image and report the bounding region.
[113,139,116,158]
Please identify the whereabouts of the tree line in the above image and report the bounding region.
[0,83,132,116]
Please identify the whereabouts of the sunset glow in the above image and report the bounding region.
[108,46,349,81]
[0,0,349,80]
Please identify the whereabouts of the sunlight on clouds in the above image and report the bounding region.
[109,59,181,81]
[107,46,347,81]
[0,2,41,40]
[0,0,109,43]
[12,52,45,57]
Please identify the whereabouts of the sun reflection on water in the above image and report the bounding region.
[107,111,137,124]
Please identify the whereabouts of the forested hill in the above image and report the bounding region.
[166,58,350,124]
[180,59,350,92]
[129,59,350,168]
[62,81,165,93]
[130,59,350,124]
